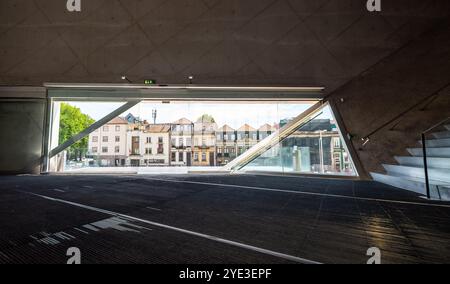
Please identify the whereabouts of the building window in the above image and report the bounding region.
[158,137,164,154]
[92,136,98,142]
[237,134,242,140]
[92,147,98,153]
[217,148,222,154]
[171,138,176,147]
[334,139,341,148]
[115,126,120,132]
[147,137,152,144]
[171,152,176,162]
[103,136,108,142]
[103,126,109,132]
[102,147,108,153]
[179,138,183,147]
[186,138,192,147]
[253,134,257,140]
[202,152,207,162]
[194,152,199,161]
[231,134,235,140]
[202,138,206,146]
[217,134,221,140]
[131,136,140,155]
[179,152,184,162]
[115,146,120,153]
[145,148,152,155]
[115,136,120,142]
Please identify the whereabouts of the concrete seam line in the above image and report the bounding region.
[20,191,321,265]
[140,177,450,209]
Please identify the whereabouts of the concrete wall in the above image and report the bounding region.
[329,20,450,175]
[0,1,450,176]
[0,87,46,174]
[0,1,448,94]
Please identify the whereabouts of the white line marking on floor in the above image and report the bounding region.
[74,228,90,234]
[140,177,450,209]
[146,207,162,211]
[22,191,320,264]
[50,189,65,193]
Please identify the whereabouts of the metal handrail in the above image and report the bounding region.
[422,117,450,199]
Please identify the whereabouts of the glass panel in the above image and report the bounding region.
[48,99,356,177]
[241,105,356,176]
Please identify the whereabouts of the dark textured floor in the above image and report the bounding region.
[0,174,450,264]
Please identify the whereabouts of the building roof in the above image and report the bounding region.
[218,124,235,132]
[107,117,128,125]
[237,124,256,132]
[172,117,192,125]
[258,123,276,132]
[145,124,171,133]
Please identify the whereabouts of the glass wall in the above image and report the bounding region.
[240,105,356,176]
[49,100,356,177]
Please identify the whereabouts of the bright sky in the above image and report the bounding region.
[66,102,333,129]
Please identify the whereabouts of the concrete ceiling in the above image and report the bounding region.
[0,0,449,94]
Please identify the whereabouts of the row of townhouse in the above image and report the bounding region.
[87,115,349,172]
[87,115,278,167]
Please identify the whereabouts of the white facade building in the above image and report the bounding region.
[88,117,128,166]
[140,124,171,166]
[170,118,194,166]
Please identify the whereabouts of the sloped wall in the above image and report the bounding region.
[328,20,450,176]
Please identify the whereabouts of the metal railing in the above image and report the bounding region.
[422,117,450,199]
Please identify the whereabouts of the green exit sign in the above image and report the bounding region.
[144,79,156,85]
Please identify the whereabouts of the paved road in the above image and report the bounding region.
[0,174,449,264]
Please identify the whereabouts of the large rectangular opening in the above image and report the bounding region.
[43,84,357,177]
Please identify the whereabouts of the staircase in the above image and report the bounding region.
[372,124,450,200]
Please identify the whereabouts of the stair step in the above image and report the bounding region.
[395,156,450,169]
[407,147,450,157]
[439,186,450,200]
[371,173,443,198]
[383,164,450,183]
[432,131,450,139]
[423,138,450,147]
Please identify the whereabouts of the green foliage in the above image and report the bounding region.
[196,114,216,123]
[59,103,95,160]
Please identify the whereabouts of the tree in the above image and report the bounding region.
[59,103,95,161]
[196,114,216,123]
